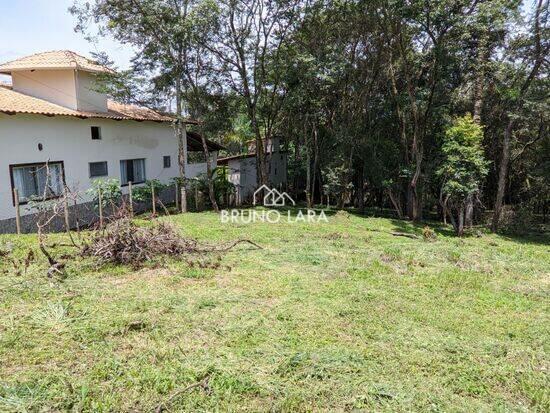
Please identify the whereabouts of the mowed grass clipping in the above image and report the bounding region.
[0,210,548,412]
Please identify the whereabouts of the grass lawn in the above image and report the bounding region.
[0,209,548,412]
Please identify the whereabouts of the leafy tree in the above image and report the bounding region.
[323,165,353,209]
[71,0,213,213]
[437,115,490,236]
[71,0,549,235]
[490,0,548,231]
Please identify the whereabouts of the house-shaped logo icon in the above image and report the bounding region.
[253,185,296,207]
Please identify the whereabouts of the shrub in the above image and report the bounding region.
[132,179,169,202]
[87,179,122,209]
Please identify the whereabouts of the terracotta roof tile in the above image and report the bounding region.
[0,50,114,74]
[0,86,178,122]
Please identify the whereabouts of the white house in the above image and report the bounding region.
[0,50,220,232]
[218,137,287,205]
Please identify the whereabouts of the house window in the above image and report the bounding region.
[120,159,146,185]
[89,161,108,178]
[163,156,171,168]
[10,162,64,204]
[91,126,101,140]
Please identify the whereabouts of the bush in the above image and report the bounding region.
[132,179,169,202]
[496,203,541,234]
[87,179,122,209]
[192,167,235,207]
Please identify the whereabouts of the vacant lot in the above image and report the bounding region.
[0,210,548,412]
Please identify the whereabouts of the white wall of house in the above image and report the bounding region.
[268,151,287,188]
[12,70,78,110]
[75,71,108,112]
[229,157,256,203]
[187,154,217,179]
[227,151,287,204]
[0,113,211,220]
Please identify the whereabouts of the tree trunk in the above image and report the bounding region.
[407,183,420,221]
[492,119,514,231]
[440,193,450,226]
[304,116,313,208]
[198,126,219,213]
[357,164,365,214]
[294,135,301,200]
[465,193,474,228]
[467,38,489,227]
[175,76,187,213]
[388,189,403,219]
[251,117,268,188]
[305,129,312,209]
[457,205,465,237]
[472,35,489,124]
[311,126,319,206]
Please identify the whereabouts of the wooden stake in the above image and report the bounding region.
[73,198,80,235]
[195,186,199,211]
[98,188,104,229]
[175,181,179,211]
[128,181,134,218]
[13,188,21,235]
[181,185,187,213]
[151,182,156,216]
[63,188,70,233]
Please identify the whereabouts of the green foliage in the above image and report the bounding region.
[70,0,548,226]
[323,165,353,204]
[132,180,170,202]
[191,167,235,207]
[437,115,490,200]
[87,179,122,209]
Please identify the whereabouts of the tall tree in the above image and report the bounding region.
[492,0,548,231]
[71,0,204,212]
[437,115,490,236]
[204,0,301,187]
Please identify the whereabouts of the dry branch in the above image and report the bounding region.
[154,375,211,413]
[391,232,420,239]
[81,218,261,268]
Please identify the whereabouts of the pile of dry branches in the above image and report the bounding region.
[80,218,261,267]
[81,218,200,266]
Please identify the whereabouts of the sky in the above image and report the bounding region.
[0,0,536,81]
[0,0,133,81]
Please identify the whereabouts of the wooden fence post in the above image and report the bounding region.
[98,188,104,229]
[13,188,21,235]
[175,181,179,211]
[195,186,199,211]
[63,188,70,233]
[151,182,156,216]
[128,181,134,218]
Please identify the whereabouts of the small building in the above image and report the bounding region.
[0,50,221,232]
[217,137,287,205]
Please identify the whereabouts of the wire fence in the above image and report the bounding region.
[0,181,206,235]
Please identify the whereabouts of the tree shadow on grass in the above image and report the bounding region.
[496,231,550,246]
[242,205,549,245]
[345,207,457,238]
